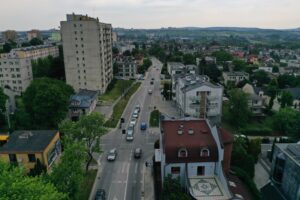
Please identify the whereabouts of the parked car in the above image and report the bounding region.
[130,118,137,126]
[107,148,117,161]
[151,78,155,80]
[134,148,142,158]
[148,89,152,94]
[150,81,154,85]
[95,189,106,200]
[140,122,147,130]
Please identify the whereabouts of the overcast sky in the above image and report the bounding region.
[1,0,300,30]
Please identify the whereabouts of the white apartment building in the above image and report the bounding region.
[175,74,223,125]
[0,44,59,94]
[61,14,113,93]
[115,56,137,79]
[222,71,249,85]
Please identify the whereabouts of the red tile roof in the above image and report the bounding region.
[162,119,219,163]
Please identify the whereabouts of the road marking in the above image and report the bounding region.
[121,162,127,173]
[134,163,138,174]
[123,162,130,200]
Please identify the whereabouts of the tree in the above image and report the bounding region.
[0,88,8,127]
[30,37,44,46]
[28,159,46,177]
[182,53,195,65]
[162,175,192,200]
[0,161,67,200]
[212,50,233,62]
[267,79,279,110]
[112,47,119,55]
[50,142,85,198]
[272,108,300,138]
[59,112,108,171]
[23,78,74,129]
[228,89,251,128]
[231,137,255,178]
[248,138,261,163]
[232,59,247,71]
[122,50,131,56]
[279,91,293,108]
[251,70,270,86]
[198,60,221,82]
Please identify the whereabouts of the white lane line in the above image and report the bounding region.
[121,162,126,173]
[123,162,131,200]
[134,163,138,174]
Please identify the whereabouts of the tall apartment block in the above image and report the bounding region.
[60,14,113,93]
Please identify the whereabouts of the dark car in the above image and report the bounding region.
[140,122,147,130]
[95,189,106,200]
[150,81,154,85]
[134,148,142,158]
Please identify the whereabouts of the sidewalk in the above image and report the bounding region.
[142,156,155,200]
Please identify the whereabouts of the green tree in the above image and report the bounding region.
[212,50,233,62]
[267,79,279,110]
[272,108,300,138]
[59,112,108,171]
[182,53,195,65]
[30,37,44,46]
[0,88,8,127]
[279,91,293,108]
[252,70,270,86]
[232,59,247,71]
[228,89,251,128]
[0,161,67,200]
[248,138,261,163]
[112,47,119,55]
[231,137,255,178]
[162,175,192,200]
[50,142,85,198]
[28,159,47,177]
[23,78,74,129]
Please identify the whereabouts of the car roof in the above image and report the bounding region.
[141,122,146,125]
[135,148,141,152]
[109,148,116,153]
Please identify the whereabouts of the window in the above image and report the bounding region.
[28,154,36,162]
[197,166,205,176]
[171,167,180,174]
[73,24,77,27]
[178,148,188,158]
[177,130,183,135]
[200,148,210,157]
[81,37,83,41]
[188,129,194,134]
[9,154,17,163]
[74,31,77,34]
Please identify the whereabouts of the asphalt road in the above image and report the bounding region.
[92,58,163,200]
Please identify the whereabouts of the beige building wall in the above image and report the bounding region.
[61,14,113,93]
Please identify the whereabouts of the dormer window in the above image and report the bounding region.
[200,148,210,157]
[178,148,188,158]
[188,129,194,134]
[177,130,183,135]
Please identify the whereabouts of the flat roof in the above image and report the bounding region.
[0,130,58,153]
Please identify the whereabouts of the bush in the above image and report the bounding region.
[231,166,262,200]
[239,126,272,136]
[150,110,160,127]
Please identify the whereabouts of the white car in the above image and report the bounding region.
[148,89,152,94]
[107,148,117,161]
[126,132,134,141]
[130,118,137,126]
[132,110,139,118]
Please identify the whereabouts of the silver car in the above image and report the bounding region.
[107,148,117,161]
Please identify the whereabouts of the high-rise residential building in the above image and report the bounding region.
[60,13,113,93]
[2,30,17,42]
[27,30,42,41]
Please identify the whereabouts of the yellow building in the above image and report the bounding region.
[0,130,61,173]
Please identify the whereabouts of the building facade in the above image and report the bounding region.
[2,30,17,42]
[0,130,62,173]
[222,71,249,85]
[115,56,137,79]
[27,30,42,41]
[175,74,223,124]
[0,45,59,93]
[158,118,233,200]
[61,13,113,93]
[270,143,300,200]
[69,89,98,121]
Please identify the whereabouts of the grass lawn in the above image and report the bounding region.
[104,82,141,128]
[150,110,160,127]
[75,169,97,200]
[99,79,134,102]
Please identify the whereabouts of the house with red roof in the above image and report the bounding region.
[158,117,234,200]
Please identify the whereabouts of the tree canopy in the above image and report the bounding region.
[251,70,271,86]
[279,91,293,108]
[212,50,233,62]
[0,161,67,200]
[227,89,251,128]
[23,78,74,129]
[162,175,192,200]
[59,112,108,171]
